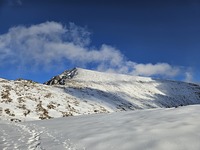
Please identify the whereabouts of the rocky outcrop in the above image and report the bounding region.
[44,68,78,85]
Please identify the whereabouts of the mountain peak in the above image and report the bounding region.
[44,67,78,85]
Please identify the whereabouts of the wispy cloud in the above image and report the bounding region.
[132,63,180,77]
[184,72,194,83]
[0,21,192,80]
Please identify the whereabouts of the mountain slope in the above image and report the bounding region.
[1,68,200,121]
[45,68,200,109]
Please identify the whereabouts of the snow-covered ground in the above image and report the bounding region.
[1,68,200,149]
[1,68,200,121]
[1,105,200,150]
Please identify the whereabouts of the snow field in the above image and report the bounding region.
[1,105,200,150]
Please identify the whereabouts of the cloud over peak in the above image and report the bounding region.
[132,63,180,77]
[0,21,191,81]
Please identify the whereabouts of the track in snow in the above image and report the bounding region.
[0,121,78,150]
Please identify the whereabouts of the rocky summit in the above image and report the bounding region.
[44,68,78,85]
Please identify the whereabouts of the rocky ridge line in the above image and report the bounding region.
[44,68,78,85]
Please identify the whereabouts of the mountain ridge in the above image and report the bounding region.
[1,68,200,122]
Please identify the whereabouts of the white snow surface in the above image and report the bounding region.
[1,105,200,150]
[1,68,200,121]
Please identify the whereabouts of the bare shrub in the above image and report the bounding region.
[10,118,21,122]
[61,111,73,117]
[0,79,8,83]
[44,93,52,98]
[1,85,12,103]
[24,109,31,116]
[17,97,25,103]
[17,104,31,117]
[47,103,56,109]
[36,101,52,120]
[4,108,15,116]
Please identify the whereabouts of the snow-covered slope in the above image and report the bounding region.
[1,68,200,121]
[45,68,200,109]
[0,78,109,122]
[1,105,200,150]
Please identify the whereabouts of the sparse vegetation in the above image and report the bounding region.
[0,79,8,83]
[45,93,52,98]
[94,110,98,113]
[17,104,31,116]
[47,102,56,109]
[24,109,31,116]
[36,101,52,120]
[1,85,12,103]
[0,107,2,115]
[17,97,25,103]
[61,111,73,117]
[16,78,38,84]
[10,118,21,122]
[4,108,15,116]
[73,100,80,106]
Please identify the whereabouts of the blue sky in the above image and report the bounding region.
[0,0,200,83]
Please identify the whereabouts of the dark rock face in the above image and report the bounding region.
[44,68,78,85]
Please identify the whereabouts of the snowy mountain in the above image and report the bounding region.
[1,68,200,121]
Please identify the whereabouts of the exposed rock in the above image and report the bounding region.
[44,68,78,85]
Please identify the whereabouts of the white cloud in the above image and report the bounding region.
[132,63,180,77]
[0,21,187,79]
[184,72,194,83]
